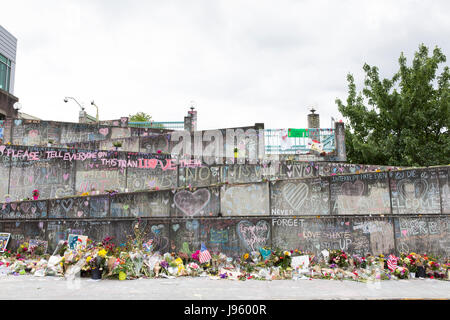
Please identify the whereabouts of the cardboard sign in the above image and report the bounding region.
[291,255,309,270]
[0,233,11,253]
[67,234,88,250]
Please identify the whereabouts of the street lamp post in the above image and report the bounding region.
[91,101,99,123]
[64,97,84,110]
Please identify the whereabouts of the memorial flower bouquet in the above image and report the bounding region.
[186,262,200,276]
[393,266,409,279]
[329,250,349,268]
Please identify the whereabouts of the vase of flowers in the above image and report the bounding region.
[88,249,107,280]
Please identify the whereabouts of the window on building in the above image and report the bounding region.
[0,53,11,92]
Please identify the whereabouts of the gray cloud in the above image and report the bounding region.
[1,0,448,130]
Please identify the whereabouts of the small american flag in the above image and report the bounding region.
[199,243,211,264]
[387,254,398,272]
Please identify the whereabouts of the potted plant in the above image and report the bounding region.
[89,249,107,280]
[32,190,40,201]
[113,141,122,150]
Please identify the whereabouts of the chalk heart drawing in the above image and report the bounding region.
[341,180,365,196]
[31,206,36,215]
[37,202,46,211]
[397,179,428,199]
[77,211,84,217]
[20,202,31,213]
[282,182,309,210]
[28,130,39,138]
[60,199,74,212]
[237,220,270,252]
[63,173,70,181]
[186,220,199,231]
[11,203,17,211]
[99,128,109,136]
[151,224,164,235]
[174,189,210,216]
[172,224,180,232]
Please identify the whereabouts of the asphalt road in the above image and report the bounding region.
[1,275,449,300]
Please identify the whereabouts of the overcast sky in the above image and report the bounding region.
[2,0,449,130]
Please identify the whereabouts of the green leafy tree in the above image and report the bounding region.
[128,112,165,129]
[336,44,450,166]
[129,112,152,122]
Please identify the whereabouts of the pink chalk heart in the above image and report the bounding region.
[95,164,99,168]
[345,222,350,226]
[99,128,109,136]
[0,145,6,154]
[84,201,89,206]
[31,206,36,214]
[401,230,408,237]
[29,130,39,137]
[63,173,70,181]
[45,174,49,179]
[77,211,84,217]
[11,203,17,210]
[28,176,33,183]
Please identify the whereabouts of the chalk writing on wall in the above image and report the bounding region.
[270,178,330,216]
[390,169,441,214]
[330,172,390,215]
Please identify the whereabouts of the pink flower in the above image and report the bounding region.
[157,150,162,154]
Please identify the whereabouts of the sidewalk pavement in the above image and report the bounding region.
[1,275,449,300]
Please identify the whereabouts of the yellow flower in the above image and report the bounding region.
[119,271,127,280]
[379,254,384,258]
[174,258,183,265]
[98,249,107,258]
[243,253,249,260]
[284,251,291,256]
[86,256,92,263]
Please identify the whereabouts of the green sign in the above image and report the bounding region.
[288,129,309,138]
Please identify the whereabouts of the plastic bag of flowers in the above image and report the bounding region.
[129,251,145,277]
[144,253,162,277]
[186,262,200,277]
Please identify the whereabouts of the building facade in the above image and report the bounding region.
[0,25,18,119]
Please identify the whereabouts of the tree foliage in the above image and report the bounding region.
[336,44,450,166]
[128,112,165,129]
[129,112,152,122]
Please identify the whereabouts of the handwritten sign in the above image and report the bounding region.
[67,234,88,250]
[0,233,11,253]
[291,255,309,270]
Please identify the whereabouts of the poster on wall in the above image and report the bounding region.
[0,233,11,253]
[67,234,88,250]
